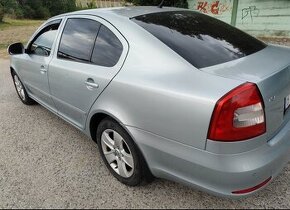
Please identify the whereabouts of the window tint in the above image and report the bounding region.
[30,21,61,56]
[132,11,266,68]
[91,25,123,67]
[58,18,101,62]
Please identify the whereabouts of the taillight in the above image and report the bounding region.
[208,82,266,142]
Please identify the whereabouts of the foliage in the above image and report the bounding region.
[0,6,3,22]
[0,0,187,22]
[124,0,188,8]
[43,0,77,17]
[0,0,77,21]
[0,0,18,22]
[86,0,97,9]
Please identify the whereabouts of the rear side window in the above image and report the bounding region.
[58,18,101,62]
[132,11,266,68]
[91,25,123,67]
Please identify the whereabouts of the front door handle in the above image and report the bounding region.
[40,65,47,74]
[85,78,99,89]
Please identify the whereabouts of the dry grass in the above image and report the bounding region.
[0,18,43,59]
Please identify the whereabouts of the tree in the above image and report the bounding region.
[125,0,188,8]
[20,0,49,19]
[43,0,76,17]
[14,0,77,19]
[0,0,18,22]
[0,6,3,22]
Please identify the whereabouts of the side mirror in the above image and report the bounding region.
[7,43,25,55]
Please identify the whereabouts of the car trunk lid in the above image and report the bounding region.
[201,45,290,140]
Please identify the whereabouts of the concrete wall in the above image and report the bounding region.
[188,0,290,38]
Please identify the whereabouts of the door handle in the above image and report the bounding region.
[40,65,47,74]
[85,79,99,89]
[85,81,99,88]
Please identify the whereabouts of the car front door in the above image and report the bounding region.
[20,19,62,111]
[48,16,128,129]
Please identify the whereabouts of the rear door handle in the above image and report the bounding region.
[85,81,99,88]
[40,65,47,74]
[85,78,99,89]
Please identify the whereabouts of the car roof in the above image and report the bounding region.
[53,6,187,19]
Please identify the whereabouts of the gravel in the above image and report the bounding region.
[0,59,289,209]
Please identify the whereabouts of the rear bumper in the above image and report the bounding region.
[127,120,290,198]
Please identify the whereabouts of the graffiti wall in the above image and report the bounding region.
[188,0,290,37]
[188,0,233,24]
[236,0,290,37]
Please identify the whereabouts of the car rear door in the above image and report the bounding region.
[48,15,128,129]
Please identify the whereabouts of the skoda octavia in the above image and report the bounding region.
[8,6,290,197]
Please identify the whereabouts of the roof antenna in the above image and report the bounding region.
[158,0,165,8]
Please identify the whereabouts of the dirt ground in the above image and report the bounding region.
[259,37,290,47]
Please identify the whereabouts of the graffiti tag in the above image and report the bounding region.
[241,6,260,22]
[196,1,230,15]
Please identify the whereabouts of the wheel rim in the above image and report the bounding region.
[101,129,134,178]
[14,75,25,100]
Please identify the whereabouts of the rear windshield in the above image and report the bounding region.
[132,11,266,69]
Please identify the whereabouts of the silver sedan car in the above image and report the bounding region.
[8,6,290,197]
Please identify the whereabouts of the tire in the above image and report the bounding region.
[11,71,35,105]
[97,117,153,186]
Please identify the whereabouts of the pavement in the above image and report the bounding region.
[0,58,289,209]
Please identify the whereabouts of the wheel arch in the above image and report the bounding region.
[88,111,154,180]
[89,111,124,142]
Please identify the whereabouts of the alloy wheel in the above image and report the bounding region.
[101,129,134,178]
[14,75,25,101]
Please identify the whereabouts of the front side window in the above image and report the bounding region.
[91,25,123,67]
[58,18,101,62]
[132,11,266,69]
[29,20,61,57]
